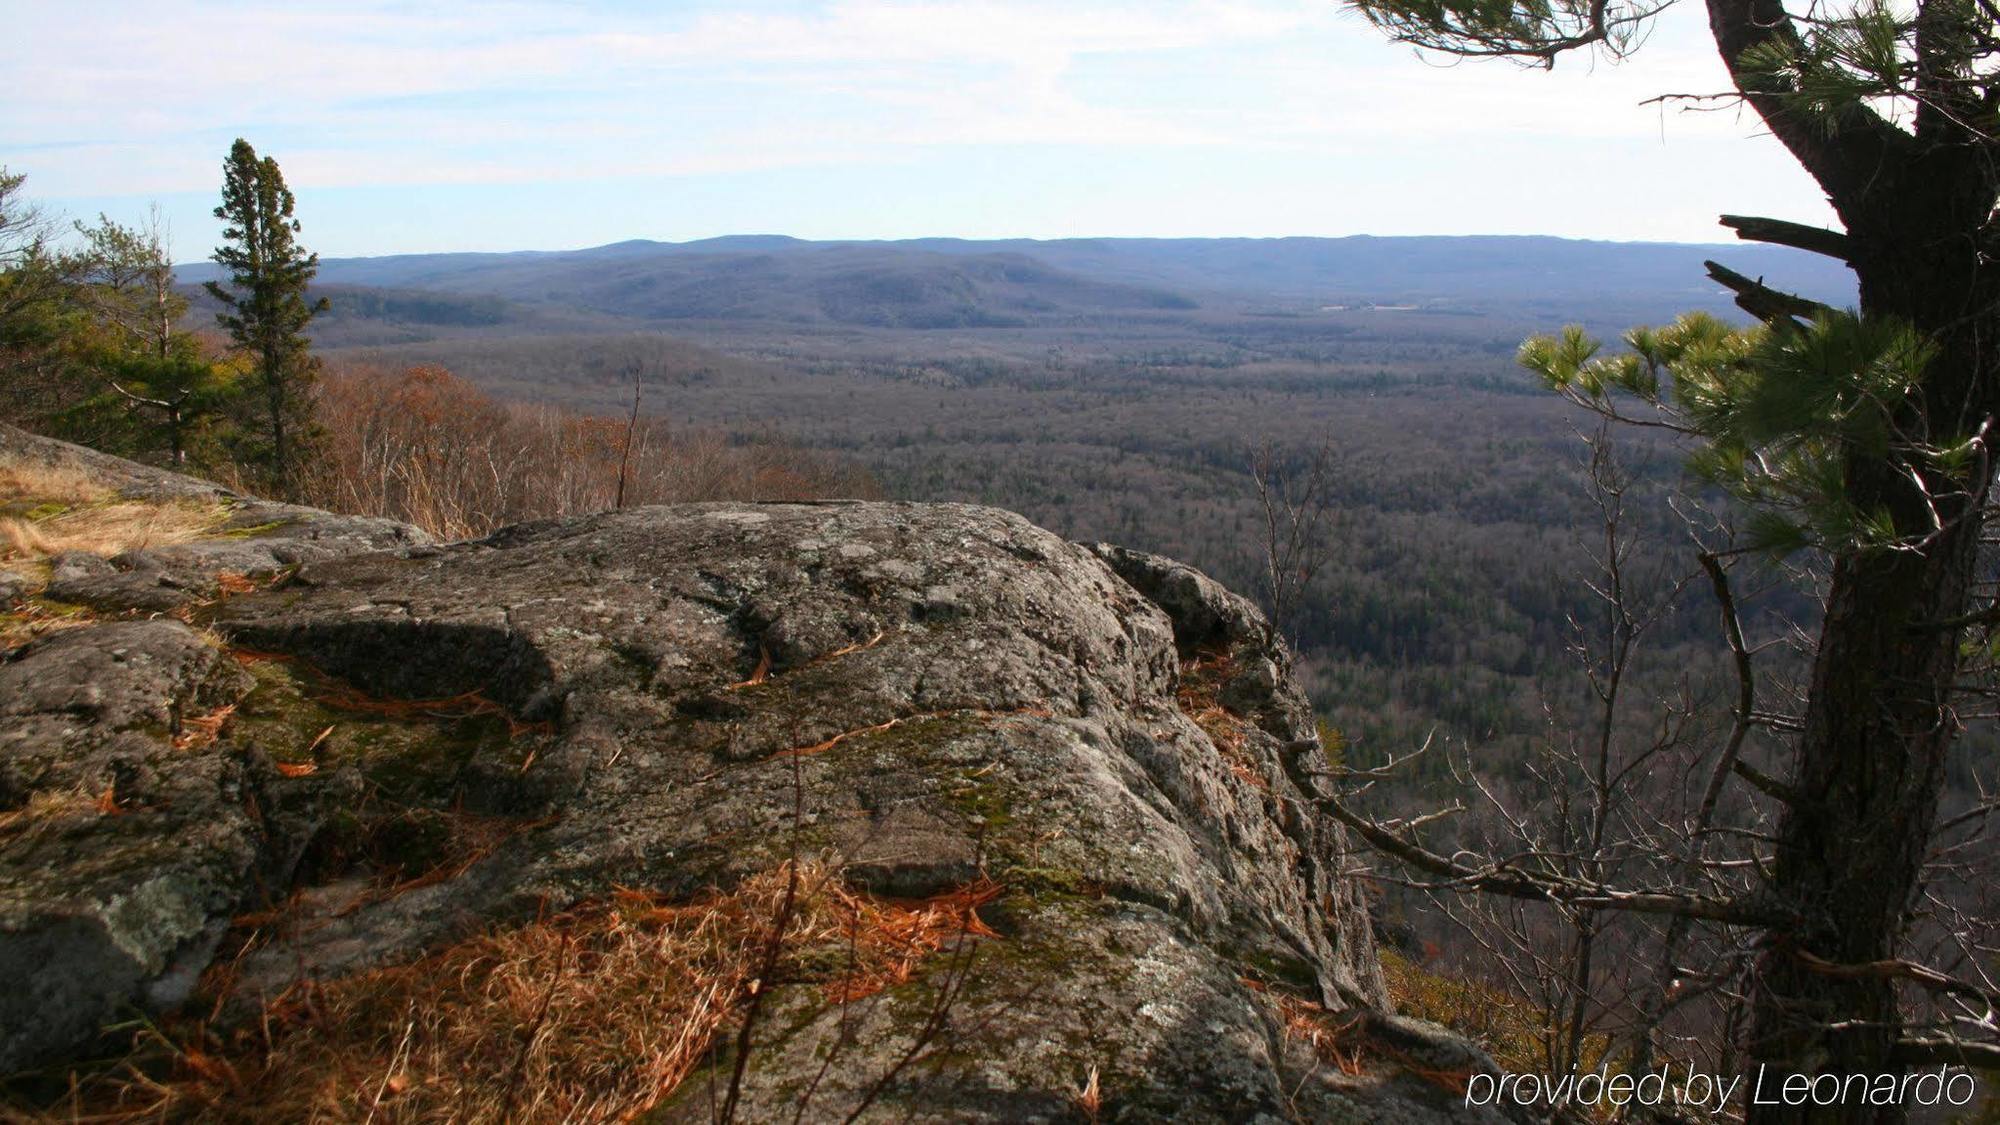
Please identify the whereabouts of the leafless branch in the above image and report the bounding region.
[1717,214,1854,262]
[1704,260,1837,326]
[1320,791,1786,926]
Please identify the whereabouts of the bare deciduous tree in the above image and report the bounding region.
[302,364,876,541]
[1325,423,2000,1113]
[1250,437,1339,644]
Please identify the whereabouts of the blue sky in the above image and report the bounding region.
[4,0,1837,259]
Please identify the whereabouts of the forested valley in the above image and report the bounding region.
[281,237,1841,798]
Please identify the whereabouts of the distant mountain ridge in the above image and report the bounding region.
[179,233,1858,333]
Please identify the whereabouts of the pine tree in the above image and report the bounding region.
[1334,0,2000,1115]
[205,139,327,493]
[68,210,232,465]
[0,169,99,429]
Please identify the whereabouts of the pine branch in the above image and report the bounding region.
[1703,0,1914,223]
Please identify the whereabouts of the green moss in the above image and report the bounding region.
[862,713,978,754]
[2,597,98,648]
[993,864,1092,898]
[943,771,1014,834]
[228,656,512,804]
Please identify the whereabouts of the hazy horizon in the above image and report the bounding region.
[158,227,1844,273]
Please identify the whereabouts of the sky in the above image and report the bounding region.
[3,0,1840,260]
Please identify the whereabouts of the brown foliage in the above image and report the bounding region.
[300,363,877,540]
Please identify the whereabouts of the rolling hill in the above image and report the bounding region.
[179,233,1858,337]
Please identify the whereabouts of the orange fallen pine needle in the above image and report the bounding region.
[56,861,1003,1122]
[275,762,319,778]
[726,647,772,690]
[821,877,1003,1002]
[179,1048,243,1089]
[95,782,124,816]
[173,702,238,750]
[1268,989,1369,1077]
[1076,1066,1103,1122]
[821,630,888,660]
[215,572,260,595]
[774,716,910,759]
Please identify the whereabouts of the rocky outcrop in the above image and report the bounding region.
[0,425,427,614]
[0,424,1493,1121]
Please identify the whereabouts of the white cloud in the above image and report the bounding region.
[2,0,1834,241]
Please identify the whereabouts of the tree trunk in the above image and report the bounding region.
[1745,535,1973,1122]
[1743,219,1998,1121]
[166,403,183,466]
[268,362,289,497]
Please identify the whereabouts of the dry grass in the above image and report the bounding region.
[0,459,108,511]
[0,784,108,848]
[0,500,225,564]
[29,862,1001,1123]
[0,454,231,567]
[0,596,99,650]
[1379,949,1577,1076]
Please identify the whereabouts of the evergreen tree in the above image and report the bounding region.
[205,139,327,493]
[68,210,232,465]
[0,168,97,429]
[1338,0,2000,1114]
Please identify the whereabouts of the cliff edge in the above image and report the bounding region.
[0,423,1492,1121]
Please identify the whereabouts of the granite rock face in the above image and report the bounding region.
[0,425,1494,1121]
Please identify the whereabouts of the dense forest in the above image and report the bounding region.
[298,262,1787,789]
